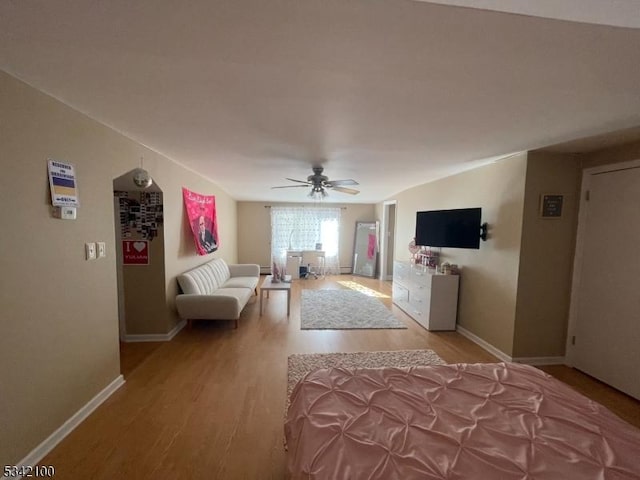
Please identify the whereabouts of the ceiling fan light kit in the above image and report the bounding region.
[309,185,327,199]
[272,166,360,198]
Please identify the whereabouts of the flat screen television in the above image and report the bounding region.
[415,208,482,249]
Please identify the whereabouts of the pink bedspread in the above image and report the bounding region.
[285,362,640,479]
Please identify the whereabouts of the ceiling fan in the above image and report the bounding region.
[271,166,360,198]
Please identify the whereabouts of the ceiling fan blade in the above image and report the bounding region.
[271,185,310,189]
[285,178,311,184]
[326,179,359,187]
[331,186,360,195]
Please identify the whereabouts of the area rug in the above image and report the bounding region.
[301,289,406,329]
[286,349,446,412]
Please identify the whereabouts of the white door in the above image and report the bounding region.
[570,163,640,399]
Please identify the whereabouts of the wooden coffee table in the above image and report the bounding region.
[260,275,292,316]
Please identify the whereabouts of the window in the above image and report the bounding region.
[270,206,341,274]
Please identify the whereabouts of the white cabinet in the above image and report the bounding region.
[392,261,459,331]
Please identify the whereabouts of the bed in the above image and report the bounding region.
[285,362,640,479]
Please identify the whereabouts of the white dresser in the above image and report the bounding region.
[392,261,459,331]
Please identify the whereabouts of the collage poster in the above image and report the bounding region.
[182,187,218,255]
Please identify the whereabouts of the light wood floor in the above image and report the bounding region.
[41,276,640,479]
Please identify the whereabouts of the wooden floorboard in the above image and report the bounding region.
[40,275,640,479]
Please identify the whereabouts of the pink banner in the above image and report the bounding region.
[182,187,218,255]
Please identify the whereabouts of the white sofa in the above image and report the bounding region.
[176,258,260,328]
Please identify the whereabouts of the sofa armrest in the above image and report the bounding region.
[176,294,242,320]
[228,263,260,278]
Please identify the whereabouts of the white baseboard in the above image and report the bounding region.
[456,325,566,366]
[456,325,512,362]
[3,375,125,480]
[511,356,566,365]
[123,319,186,343]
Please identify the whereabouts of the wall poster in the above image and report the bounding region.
[540,194,564,218]
[182,187,218,255]
[115,190,163,241]
[48,159,79,207]
[122,240,149,265]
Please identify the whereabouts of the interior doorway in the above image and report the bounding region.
[379,200,397,281]
[113,170,165,375]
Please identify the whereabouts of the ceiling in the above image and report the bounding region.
[1,0,640,203]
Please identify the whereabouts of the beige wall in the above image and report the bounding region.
[512,139,640,358]
[159,159,238,333]
[117,158,239,335]
[388,142,638,360]
[0,71,236,466]
[513,152,581,358]
[237,202,376,272]
[390,154,528,356]
[581,139,640,169]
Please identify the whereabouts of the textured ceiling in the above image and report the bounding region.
[1,0,639,203]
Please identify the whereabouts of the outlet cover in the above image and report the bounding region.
[97,242,106,258]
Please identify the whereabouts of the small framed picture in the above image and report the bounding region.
[540,194,564,218]
[315,243,323,250]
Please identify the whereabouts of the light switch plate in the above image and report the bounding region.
[85,242,96,260]
[97,242,106,258]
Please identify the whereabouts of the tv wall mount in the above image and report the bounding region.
[480,223,488,241]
